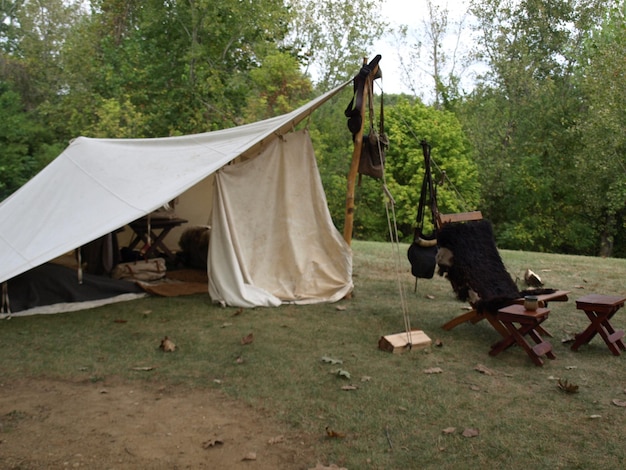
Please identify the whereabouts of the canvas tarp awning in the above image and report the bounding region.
[0,82,352,309]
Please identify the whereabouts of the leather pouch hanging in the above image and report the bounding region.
[407,140,438,279]
[358,130,388,179]
[407,235,437,279]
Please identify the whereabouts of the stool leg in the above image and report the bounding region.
[571,311,601,351]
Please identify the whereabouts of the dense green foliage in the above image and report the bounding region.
[1,0,624,257]
[456,0,626,256]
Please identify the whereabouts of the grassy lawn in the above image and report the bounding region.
[2,240,626,469]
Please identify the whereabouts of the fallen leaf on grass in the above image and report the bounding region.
[425,294,435,300]
[469,384,480,391]
[331,369,351,379]
[442,427,456,434]
[434,339,443,347]
[233,307,243,316]
[221,322,233,328]
[321,356,343,365]
[611,399,626,407]
[423,367,443,374]
[131,366,155,371]
[235,356,245,364]
[341,385,358,391]
[159,336,176,352]
[589,415,601,419]
[202,438,224,449]
[557,378,579,394]
[335,305,347,311]
[114,319,127,323]
[360,376,372,382]
[241,333,254,345]
[462,428,480,438]
[325,427,345,439]
[474,364,495,375]
[268,435,284,444]
[242,452,257,461]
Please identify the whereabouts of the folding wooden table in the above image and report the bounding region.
[128,216,188,263]
[571,294,626,356]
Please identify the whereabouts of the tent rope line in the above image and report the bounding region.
[383,183,413,348]
[372,76,413,348]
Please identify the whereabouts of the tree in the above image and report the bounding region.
[456,0,609,254]
[243,52,313,122]
[393,0,471,107]
[285,0,387,90]
[0,81,61,200]
[573,2,626,256]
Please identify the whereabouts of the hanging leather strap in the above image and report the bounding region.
[345,55,382,137]
[413,140,438,242]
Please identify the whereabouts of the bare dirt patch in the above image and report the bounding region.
[0,378,317,469]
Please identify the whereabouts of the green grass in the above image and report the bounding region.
[2,241,626,469]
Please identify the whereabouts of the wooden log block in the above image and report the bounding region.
[378,329,432,354]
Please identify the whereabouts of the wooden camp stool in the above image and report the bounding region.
[489,305,555,366]
[571,294,626,356]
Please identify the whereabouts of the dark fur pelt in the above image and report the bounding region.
[178,226,210,270]
[437,220,521,313]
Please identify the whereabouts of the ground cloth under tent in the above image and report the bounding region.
[136,269,209,297]
[4,263,146,317]
[3,264,214,318]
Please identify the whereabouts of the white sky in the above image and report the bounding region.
[371,0,480,99]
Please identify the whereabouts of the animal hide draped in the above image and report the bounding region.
[436,220,520,313]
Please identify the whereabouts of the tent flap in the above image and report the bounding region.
[208,130,353,307]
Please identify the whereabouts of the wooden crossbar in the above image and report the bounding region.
[437,211,483,226]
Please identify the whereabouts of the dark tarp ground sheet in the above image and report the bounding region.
[5,263,144,313]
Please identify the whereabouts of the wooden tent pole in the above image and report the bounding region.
[343,58,378,245]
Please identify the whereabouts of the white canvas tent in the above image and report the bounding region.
[0,83,353,314]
